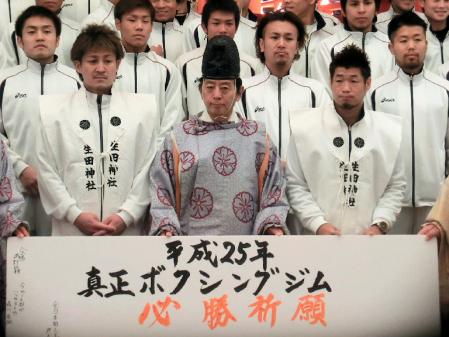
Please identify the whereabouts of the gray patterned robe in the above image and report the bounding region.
[149,115,289,235]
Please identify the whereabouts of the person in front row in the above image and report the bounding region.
[37,24,159,236]
[149,35,289,236]
[286,44,406,235]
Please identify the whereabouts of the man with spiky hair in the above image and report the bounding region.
[367,11,449,234]
[37,24,159,236]
[287,45,405,235]
[314,0,395,92]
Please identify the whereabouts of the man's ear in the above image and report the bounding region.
[365,77,371,92]
[115,18,121,32]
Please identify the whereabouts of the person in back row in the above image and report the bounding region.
[314,0,395,92]
[177,0,260,118]
[113,0,183,146]
[366,11,449,234]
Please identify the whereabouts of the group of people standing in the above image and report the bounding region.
[1,0,449,332]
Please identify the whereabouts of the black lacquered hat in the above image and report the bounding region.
[202,35,240,80]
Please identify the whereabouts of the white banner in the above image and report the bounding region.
[5,236,441,337]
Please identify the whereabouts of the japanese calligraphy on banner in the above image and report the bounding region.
[6,236,440,337]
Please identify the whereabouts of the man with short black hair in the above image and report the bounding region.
[113,0,183,144]
[177,0,260,117]
[0,6,81,236]
[0,0,79,69]
[287,45,405,235]
[314,0,395,91]
[182,0,257,57]
[239,11,330,161]
[367,11,449,234]
[37,24,159,236]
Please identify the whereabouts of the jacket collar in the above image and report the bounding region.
[324,103,373,163]
[397,66,425,83]
[262,65,291,85]
[101,0,114,12]
[343,18,377,33]
[25,56,59,74]
[314,10,326,31]
[122,45,151,65]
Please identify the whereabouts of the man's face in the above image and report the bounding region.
[74,49,120,94]
[150,0,177,22]
[344,0,376,33]
[331,67,370,111]
[116,7,152,52]
[259,20,299,70]
[203,11,237,39]
[389,25,427,73]
[35,0,63,13]
[391,0,415,13]
[421,0,449,23]
[283,0,314,17]
[17,16,59,63]
[201,79,241,122]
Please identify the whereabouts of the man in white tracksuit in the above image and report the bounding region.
[421,0,449,74]
[314,0,395,92]
[0,0,79,70]
[81,0,117,30]
[113,0,183,145]
[376,0,426,34]
[176,0,261,118]
[237,11,331,161]
[287,45,405,235]
[182,0,258,58]
[60,0,101,23]
[37,24,159,236]
[0,6,81,235]
[367,11,449,234]
[0,0,34,24]
[148,0,184,63]
[283,0,339,78]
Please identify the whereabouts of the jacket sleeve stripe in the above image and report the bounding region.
[165,68,171,92]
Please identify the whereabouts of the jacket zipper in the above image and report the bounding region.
[348,126,352,161]
[88,0,91,14]
[441,41,444,64]
[278,78,282,157]
[162,23,167,59]
[134,53,138,93]
[8,0,12,22]
[409,75,416,207]
[40,64,45,95]
[97,95,105,220]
